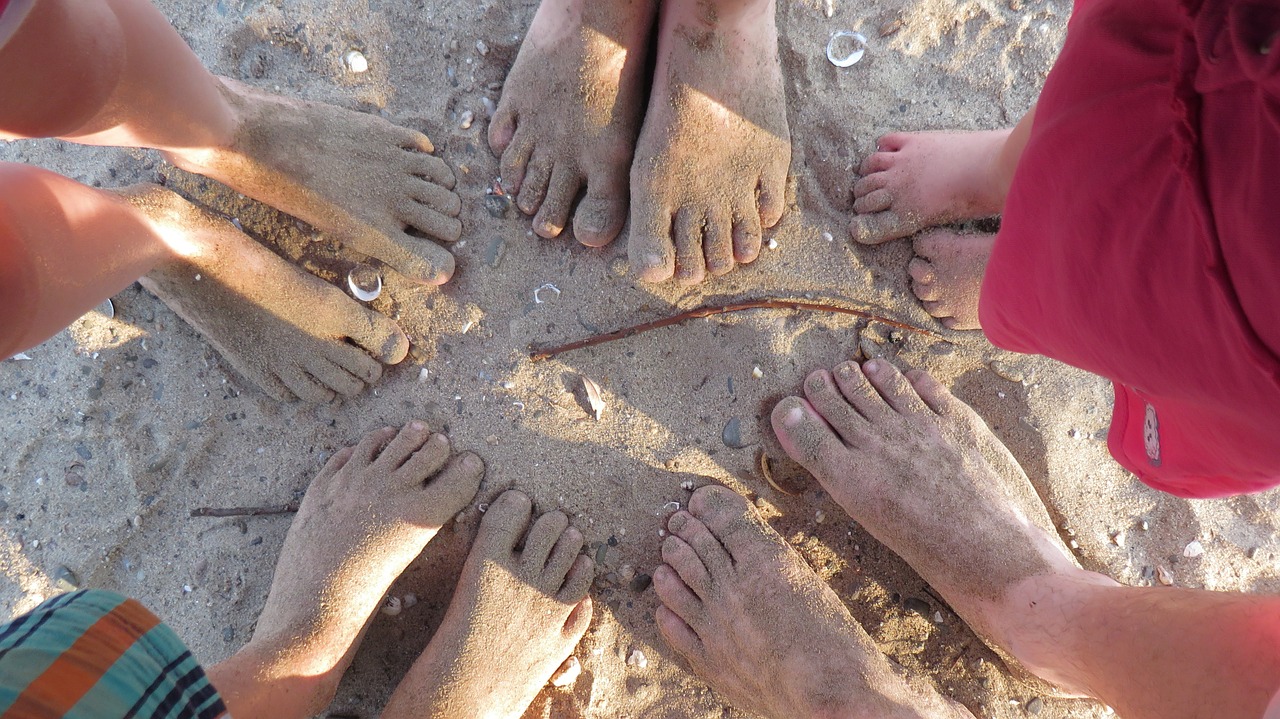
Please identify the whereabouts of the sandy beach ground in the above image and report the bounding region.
[3,0,1279,717]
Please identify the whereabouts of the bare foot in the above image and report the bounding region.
[850,131,1007,245]
[628,0,791,284]
[489,0,656,246]
[209,422,484,717]
[166,78,461,285]
[655,485,975,719]
[908,230,994,330]
[126,185,410,403]
[383,489,595,719]
[770,360,1111,687]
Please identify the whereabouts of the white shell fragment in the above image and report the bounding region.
[822,0,834,17]
[752,366,764,379]
[9,353,32,361]
[380,595,402,616]
[347,265,383,302]
[401,592,419,609]
[582,376,605,421]
[1183,540,1205,558]
[827,31,867,67]
[343,50,369,73]
[663,501,681,512]
[626,648,648,669]
[533,283,561,304]
[459,110,474,130]
[98,299,115,319]
[549,655,582,688]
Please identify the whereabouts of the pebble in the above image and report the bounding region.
[481,96,497,116]
[459,110,474,130]
[223,626,235,643]
[903,597,931,617]
[1155,566,1174,586]
[1027,697,1044,715]
[343,50,369,73]
[1110,530,1125,547]
[766,238,779,250]
[484,193,511,219]
[814,509,826,524]
[722,417,746,448]
[53,566,79,593]
[878,18,904,37]
[751,366,764,379]
[619,564,636,582]
[381,595,403,616]
[1183,540,1205,558]
[475,39,490,56]
[402,592,418,609]
[680,480,694,491]
[549,655,581,687]
[629,573,652,593]
[626,648,648,669]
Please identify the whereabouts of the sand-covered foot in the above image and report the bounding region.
[489,0,656,245]
[655,485,975,719]
[850,131,1008,245]
[628,0,791,284]
[165,78,461,285]
[383,490,594,719]
[210,423,483,716]
[126,185,410,403]
[909,230,995,330]
[770,360,1086,653]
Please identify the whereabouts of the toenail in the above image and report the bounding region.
[785,406,806,426]
[462,454,481,469]
[668,512,688,532]
[409,421,425,431]
[837,364,854,378]
[864,359,881,374]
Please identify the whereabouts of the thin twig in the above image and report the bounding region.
[189,503,300,518]
[529,298,946,362]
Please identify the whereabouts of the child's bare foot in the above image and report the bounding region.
[489,0,656,246]
[850,131,1008,245]
[165,78,461,285]
[771,360,1114,692]
[209,423,484,717]
[126,185,410,403]
[628,0,791,284]
[655,485,976,719]
[909,230,995,330]
[383,489,594,719]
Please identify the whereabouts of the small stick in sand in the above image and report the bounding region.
[528,298,946,362]
[189,503,300,518]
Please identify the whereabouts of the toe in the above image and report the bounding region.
[685,486,773,564]
[543,526,585,586]
[757,175,786,229]
[703,210,735,276]
[673,209,707,286]
[653,563,705,627]
[393,126,437,154]
[422,452,484,516]
[907,256,937,285]
[533,164,582,239]
[913,277,940,303]
[521,510,570,574]
[572,170,628,247]
[516,153,553,215]
[905,369,962,416]
[831,360,895,422]
[802,370,870,446]
[374,421,433,472]
[862,359,932,416]
[350,426,399,466]
[731,206,763,265]
[313,446,355,482]
[852,172,888,198]
[304,356,365,398]
[499,133,535,195]
[398,199,464,244]
[849,211,911,245]
[666,511,730,580]
[281,367,337,403]
[876,132,908,152]
[407,153,457,191]
[487,105,517,155]
[859,151,895,175]
[324,342,383,385]
[852,188,893,215]
[344,307,410,364]
[656,605,705,662]
[475,489,533,556]
[660,533,712,599]
[393,431,452,481]
[409,178,462,217]
[628,199,676,282]
[770,396,851,478]
[557,556,595,606]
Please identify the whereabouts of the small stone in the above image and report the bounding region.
[722,417,746,448]
[766,238,778,250]
[822,231,834,242]
[903,597,931,617]
[459,110,474,130]
[626,648,648,669]
[381,595,403,616]
[629,573,652,593]
[475,39,490,56]
[1068,428,1085,440]
[1156,566,1174,586]
[223,626,235,643]
[619,564,636,581]
[814,509,826,524]
[1027,697,1044,715]
[1183,540,1205,558]
[343,50,369,73]
[484,193,511,218]
[1110,530,1125,547]
[932,611,944,624]
[878,18,903,37]
[53,566,79,593]
[663,501,681,512]
[401,592,418,609]
[1139,519,1150,531]
[680,480,695,491]
[549,655,581,687]
[1247,546,1260,559]
[751,366,764,379]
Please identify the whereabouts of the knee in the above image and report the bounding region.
[0,0,125,138]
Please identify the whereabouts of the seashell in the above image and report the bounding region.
[1183,540,1204,558]
[549,655,581,688]
[401,592,418,609]
[347,265,383,302]
[533,283,561,304]
[582,376,605,420]
[827,31,867,67]
[380,595,402,616]
[459,110,474,130]
[343,50,369,73]
[626,649,648,669]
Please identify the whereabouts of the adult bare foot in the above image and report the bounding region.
[209,422,484,717]
[909,230,995,330]
[771,360,1116,693]
[628,0,791,284]
[125,184,410,403]
[383,489,594,719]
[489,0,655,246]
[850,131,1008,245]
[654,485,975,719]
[165,78,461,285]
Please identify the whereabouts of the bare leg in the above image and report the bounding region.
[0,0,460,284]
[383,490,594,719]
[207,423,484,718]
[654,484,975,719]
[489,0,656,246]
[772,359,1280,719]
[849,106,1036,245]
[628,0,790,284]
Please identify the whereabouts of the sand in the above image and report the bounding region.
[3,0,1280,717]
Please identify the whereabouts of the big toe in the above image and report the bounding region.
[346,307,410,365]
[628,204,676,283]
[573,185,628,248]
